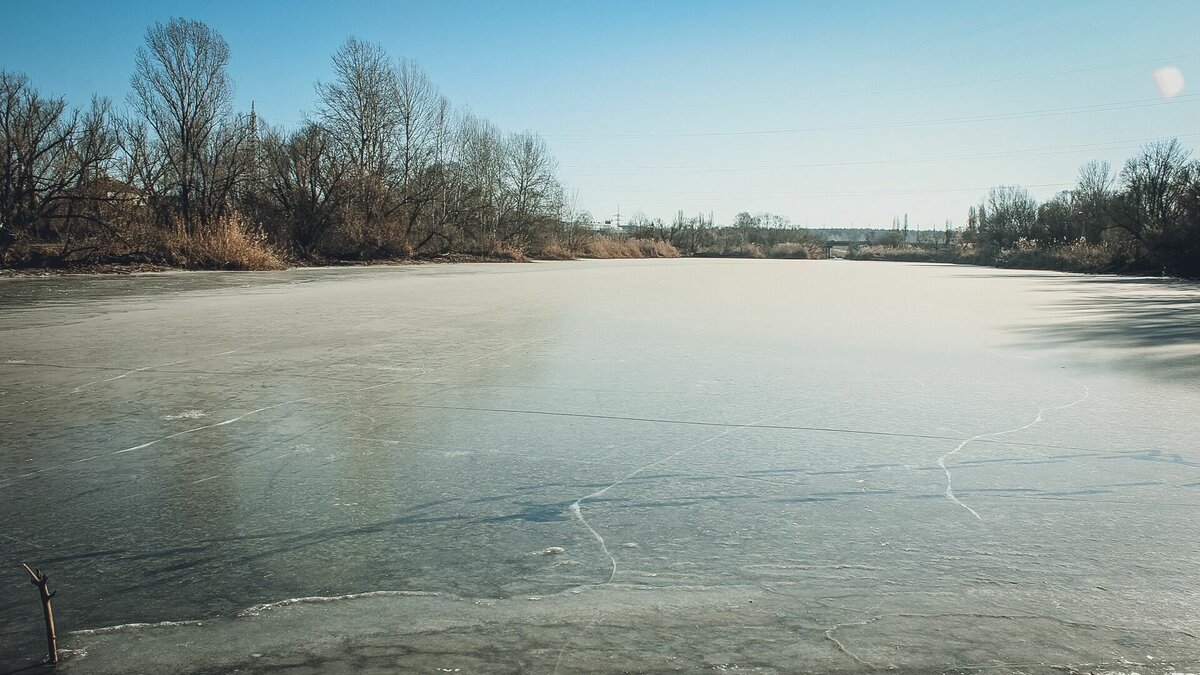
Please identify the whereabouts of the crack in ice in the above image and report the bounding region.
[937,376,1090,520]
[348,401,1099,453]
[0,345,256,409]
[568,406,809,585]
[0,335,555,486]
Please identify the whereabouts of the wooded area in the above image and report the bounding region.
[2,18,1198,277]
[0,19,592,269]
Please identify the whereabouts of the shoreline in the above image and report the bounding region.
[0,253,530,278]
[2,254,1192,282]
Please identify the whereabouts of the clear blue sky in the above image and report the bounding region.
[2,1,1197,228]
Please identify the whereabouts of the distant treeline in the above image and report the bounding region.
[3,19,1198,277]
[625,140,1200,278]
[961,141,1200,277]
[617,211,827,259]
[842,142,1200,278]
[0,18,610,269]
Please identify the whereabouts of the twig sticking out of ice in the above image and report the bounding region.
[937,376,1090,520]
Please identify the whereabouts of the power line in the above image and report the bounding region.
[561,132,1200,176]
[542,95,1199,141]
[571,182,1074,201]
[490,51,1200,116]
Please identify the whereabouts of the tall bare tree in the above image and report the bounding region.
[501,131,561,246]
[981,185,1038,249]
[456,113,505,248]
[394,59,450,248]
[1074,159,1115,243]
[314,37,403,253]
[130,17,235,233]
[316,38,399,179]
[1117,139,1196,266]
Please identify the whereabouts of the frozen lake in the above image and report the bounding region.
[1,259,1199,674]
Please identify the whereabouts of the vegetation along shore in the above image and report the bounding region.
[2,19,1197,278]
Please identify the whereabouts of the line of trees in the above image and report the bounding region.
[611,140,1200,276]
[624,210,828,258]
[963,140,1200,277]
[1,18,581,268]
[4,20,1198,278]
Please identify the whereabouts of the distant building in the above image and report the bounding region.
[90,176,146,206]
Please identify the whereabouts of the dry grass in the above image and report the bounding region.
[583,236,680,259]
[634,238,681,258]
[537,242,578,260]
[999,238,1124,272]
[582,237,636,258]
[849,239,1126,273]
[848,244,953,263]
[487,243,530,262]
[768,242,824,259]
[166,216,287,270]
[695,242,767,258]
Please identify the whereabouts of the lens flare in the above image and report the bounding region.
[1153,66,1185,99]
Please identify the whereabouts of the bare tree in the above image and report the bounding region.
[982,185,1038,249]
[316,38,399,179]
[130,18,235,233]
[412,99,468,253]
[1117,140,1192,244]
[194,115,254,226]
[3,25,585,268]
[314,37,406,253]
[1035,191,1074,244]
[456,113,505,248]
[394,60,450,248]
[501,131,560,246]
[262,122,350,255]
[50,96,120,260]
[1114,139,1197,269]
[114,115,170,224]
[1074,159,1115,243]
[0,71,116,258]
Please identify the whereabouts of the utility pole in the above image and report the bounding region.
[604,205,621,230]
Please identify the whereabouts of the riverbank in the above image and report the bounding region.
[5,237,1194,281]
[0,237,682,277]
[0,253,517,278]
[844,240,1187,277]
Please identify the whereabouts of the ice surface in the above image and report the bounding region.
[1,260,1199,673]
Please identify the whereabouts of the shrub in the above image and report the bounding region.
[537,241,578,260]
[998,238,1125,273]
[582,236,680,259]
[488,243,530,262]
[634,238,680,258]
[582,237,635,258]
[768,242,820,259]
[165,216,287,270]
[695,242,766,258]
[845,239,1127,274]
[848,244,958,263]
